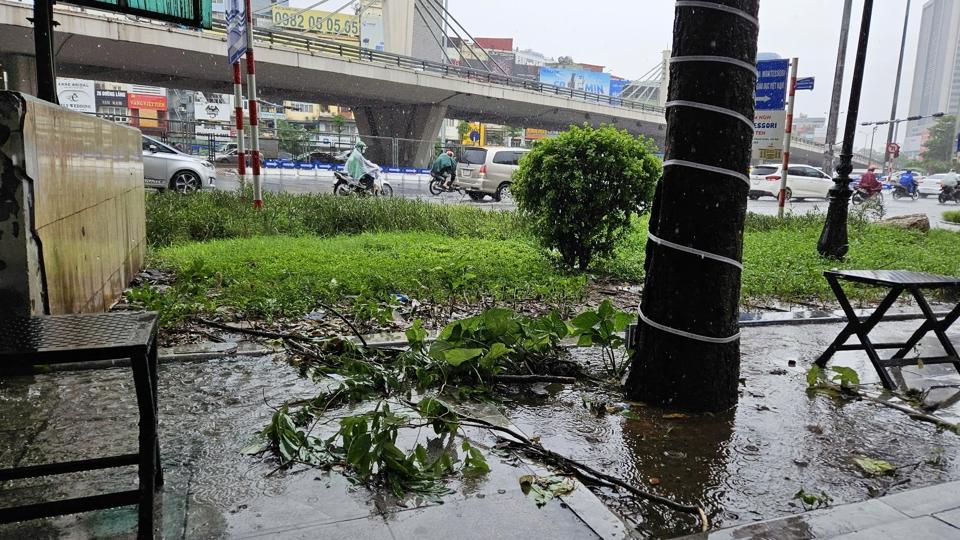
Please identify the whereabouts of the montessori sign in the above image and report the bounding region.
[753,59,789,161]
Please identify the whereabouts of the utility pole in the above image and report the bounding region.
[824,0,853,175]
[884,0,911,172]
[625,0,759,412]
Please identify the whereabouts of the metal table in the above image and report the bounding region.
[0,312,162,539]
[815,270,960,390]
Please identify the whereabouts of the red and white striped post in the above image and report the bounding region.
[243,0,262,208]
[232,61,246,184]
[777,57,799,218]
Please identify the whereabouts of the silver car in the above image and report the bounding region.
[142,135,216,193]
[456,146,530,202]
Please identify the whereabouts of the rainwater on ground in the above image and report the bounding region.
[1,319,959,539]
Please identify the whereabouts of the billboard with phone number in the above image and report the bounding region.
[271,6,359,38]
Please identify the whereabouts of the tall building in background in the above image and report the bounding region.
[903,0,960,157]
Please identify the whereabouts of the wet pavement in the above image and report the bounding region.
[1,317,959,539]
[679,481,960,539]
[0,356,620,539]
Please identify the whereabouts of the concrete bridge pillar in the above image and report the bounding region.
[382,0,415,57]
[0,55,38,96]
[353,103,447,168]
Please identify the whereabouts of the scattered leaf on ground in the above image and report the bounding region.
[854,456,895,476]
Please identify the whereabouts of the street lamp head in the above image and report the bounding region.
[933,112,946,118]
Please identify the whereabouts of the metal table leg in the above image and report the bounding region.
[819,276,899,389]
[909,288,960,374]
[131,355,156,539]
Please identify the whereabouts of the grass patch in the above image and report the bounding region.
[147,190,523,247]
[945,210,960,225]
[140,192,960,324]
[599,214,960,304]
[150,232,585,321]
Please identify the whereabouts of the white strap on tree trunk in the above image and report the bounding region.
[674,0,759,27]
[669,55,758,76]
[665,100,755,130]
[647,231,744,270]
[662,159,750,187]
[638,308,742,344]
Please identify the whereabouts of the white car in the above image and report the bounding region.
[142,136,216,193]
[917,173,944,197]
[749,164,833,200]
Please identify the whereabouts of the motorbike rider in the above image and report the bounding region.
[859,166,882,196]
[942,169,959,194]
[431,149,458,190]
[345,139,381,194]
[899,169,918,196]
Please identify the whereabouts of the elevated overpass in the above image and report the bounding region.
[0,1,870,169]
[0,0,666,164]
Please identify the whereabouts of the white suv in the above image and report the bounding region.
[749,164,833,200]
[456,146,530,201]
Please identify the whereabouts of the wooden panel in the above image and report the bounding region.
[18,95,145,315]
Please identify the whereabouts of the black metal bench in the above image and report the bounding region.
[0,312,162,539]
[815,270,960,390]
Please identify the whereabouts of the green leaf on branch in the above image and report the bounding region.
[444,348,485,367]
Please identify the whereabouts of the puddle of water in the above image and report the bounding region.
[504,332,960,538]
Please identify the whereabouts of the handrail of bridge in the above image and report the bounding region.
[206,18,666,116]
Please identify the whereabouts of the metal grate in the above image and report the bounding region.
[0,313,156,353]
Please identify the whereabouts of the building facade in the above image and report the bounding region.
[903,0,960,157]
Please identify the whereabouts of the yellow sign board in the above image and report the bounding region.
[461,122,485,146]
[271,7,360,38]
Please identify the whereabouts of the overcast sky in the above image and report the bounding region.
[448,0,926,151]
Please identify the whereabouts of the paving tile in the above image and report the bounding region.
[384,489,600,540]
[935,507,960,529]
[677,499,908,540]
[224,471,379,538]
[830,515,960,539]
[235,515,394,540]
[878,481,960,518]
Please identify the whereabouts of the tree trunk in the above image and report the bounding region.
[624,0,759,412]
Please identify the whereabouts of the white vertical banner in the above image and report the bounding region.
[226,0,247,65]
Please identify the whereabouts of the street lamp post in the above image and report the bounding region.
[818,0,874,260]
[861,111,946,170]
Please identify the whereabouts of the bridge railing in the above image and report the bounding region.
[207,19,665,116]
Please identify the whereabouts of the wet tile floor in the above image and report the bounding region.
[1,317,960,539]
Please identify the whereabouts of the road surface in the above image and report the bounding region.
[215,171,960,227]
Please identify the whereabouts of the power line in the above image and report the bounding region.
[427,0,509,75]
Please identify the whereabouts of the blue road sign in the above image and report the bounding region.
[956,132,960,153]
[469,130,481,143]
[755,59,789,110]
[795,77,815,91]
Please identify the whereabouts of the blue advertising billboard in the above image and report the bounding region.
[609,78,629,97]
[540,67,611,95]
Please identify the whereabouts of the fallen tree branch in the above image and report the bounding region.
[492,374,577,384]
[317,302,368,348]
[407,400,708,529]
[194,317,310,341]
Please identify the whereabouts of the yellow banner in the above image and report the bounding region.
[271,7,360,38]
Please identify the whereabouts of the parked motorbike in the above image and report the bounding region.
[851,187,884,205]
[333,170,393,197]
[939,185,960,204]
[892,183,919,201]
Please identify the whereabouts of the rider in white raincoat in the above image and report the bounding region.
[345,140,381,193]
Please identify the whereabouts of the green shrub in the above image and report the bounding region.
[512,124,661,270]
[945,210,960,224]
